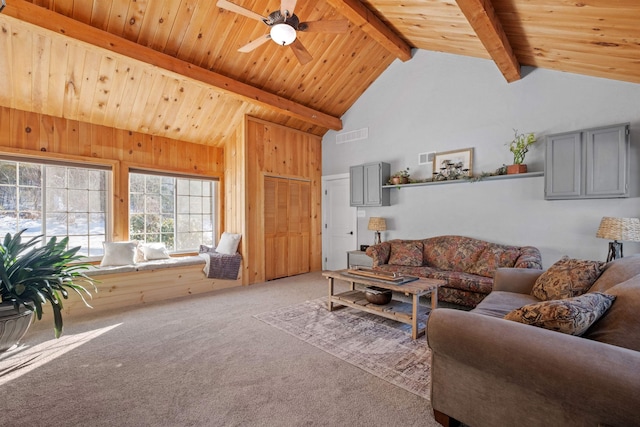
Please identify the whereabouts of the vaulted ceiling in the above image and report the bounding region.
[0,0,638,148]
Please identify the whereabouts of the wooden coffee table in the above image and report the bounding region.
[322,269,445,339]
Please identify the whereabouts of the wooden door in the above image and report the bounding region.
[264,177,310,280]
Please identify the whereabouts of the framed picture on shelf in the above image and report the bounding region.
[433,148,474,180]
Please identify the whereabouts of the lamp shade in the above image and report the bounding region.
[596,217,640,242]
[368,217,387,232]
[270,23,296,46]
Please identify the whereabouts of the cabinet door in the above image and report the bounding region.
[349,165,364,206]
[585,124,628,197]
[545,132,582,199]
[364,163,382,206]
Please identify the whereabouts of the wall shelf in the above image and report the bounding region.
[382,171,544,189]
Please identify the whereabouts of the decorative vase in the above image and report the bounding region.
[506,164,527,174]
[0,303,34,353]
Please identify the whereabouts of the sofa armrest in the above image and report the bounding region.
[514,245,543,270]
[365,242,391,267]
[428,308,640,427]
[493,267,543,294]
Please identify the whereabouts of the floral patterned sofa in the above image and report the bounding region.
[364,235,542,307]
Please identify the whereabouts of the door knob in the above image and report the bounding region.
[347,231,353,235]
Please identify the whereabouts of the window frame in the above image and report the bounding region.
[128,167,219,254]
[0,150,118,261]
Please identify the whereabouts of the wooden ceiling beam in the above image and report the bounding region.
[3,0,342,131]
[455,0,521,82]
[327,0,412,62]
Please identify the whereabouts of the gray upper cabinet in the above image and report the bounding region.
[545,123,629,200]
[350,162,390,206]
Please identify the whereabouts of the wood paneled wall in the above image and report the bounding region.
[0,106,224,240]
[226,116,322,285]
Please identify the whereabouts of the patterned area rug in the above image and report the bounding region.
[254,297,431,399]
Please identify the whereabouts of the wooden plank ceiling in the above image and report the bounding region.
[0,0,638,148]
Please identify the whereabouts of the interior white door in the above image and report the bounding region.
[323,176,357,270]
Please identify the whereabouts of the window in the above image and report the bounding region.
[129,172,216,251]
[0,159,109,256]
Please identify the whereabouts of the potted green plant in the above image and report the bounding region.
[506,130,537,174]
[389,167,410,185]
[0,229,96,352]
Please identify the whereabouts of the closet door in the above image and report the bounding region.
[264,177,311,280]
[264,177,289,280]
[288,180,310,276]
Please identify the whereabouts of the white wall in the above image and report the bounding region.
[322,50,640,267]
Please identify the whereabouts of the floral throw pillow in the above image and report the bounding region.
[504,292,615,336]
[388,241,423,267]
[531,256,606,301]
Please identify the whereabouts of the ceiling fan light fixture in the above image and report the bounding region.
[270,23,296,46]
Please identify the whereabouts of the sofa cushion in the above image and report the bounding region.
[504,292,615,336]
[467,244,521,278]
[388,241,423,266]
[531,256,606,301]
[583,274,640,351]
[472,291,539,318]
[429,270,494,294]
[423,235,485,272]
[588,254,640,293]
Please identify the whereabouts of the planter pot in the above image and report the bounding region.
[506,164,528,174]
[391,176,409,185]
[0,303,34,353]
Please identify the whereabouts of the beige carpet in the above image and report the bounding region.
[0,272,442,427]
[255,297,431,399]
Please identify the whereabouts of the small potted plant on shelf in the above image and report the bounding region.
[506,130,537,174]
[389,167,410,185]
[0,229,96,352]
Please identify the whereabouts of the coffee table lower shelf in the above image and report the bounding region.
[331,289,417,325]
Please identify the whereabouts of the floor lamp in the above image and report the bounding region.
[596,217,640,262]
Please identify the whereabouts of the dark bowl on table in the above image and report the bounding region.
[364,286,392,305]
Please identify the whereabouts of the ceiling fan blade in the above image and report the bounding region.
[216,0,266,22]
[299,20,349,33]
[289,38,313,65]
[280,0,297,18]
[238,34,272,53]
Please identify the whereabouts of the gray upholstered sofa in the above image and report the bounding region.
[365,235,542,307]
[427,255,640,427]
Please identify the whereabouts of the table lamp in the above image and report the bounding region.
[596,217,640,262]
[368,217,387,245]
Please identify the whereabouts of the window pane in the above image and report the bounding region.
[19,164,41,186]
[89,191,106,213]
[177,196,189,214]
[47,213,68,236]
[47,166,67,188]
[89,235,105,257]
[130,194,144,214]
[145,194,161,214]
[89,213,106,235]
[68,189,89,212]
[0,212,17,235]
[68,168,88,190]
[19,188,42,211]
[189,180,202,196]
[0,186,16,210]
[47,188,67,212]
[145,176,161,193]
[0,162,17,185]
[68,213,88,235]
[130,174,145,193]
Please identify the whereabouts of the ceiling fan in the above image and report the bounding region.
[216,0,349,65]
